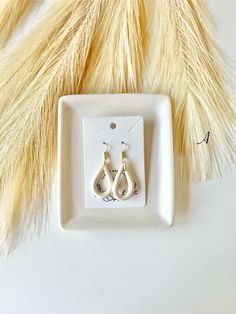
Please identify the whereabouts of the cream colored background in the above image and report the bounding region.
[0,1,236,314]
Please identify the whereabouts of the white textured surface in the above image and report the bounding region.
[0,2,236,314]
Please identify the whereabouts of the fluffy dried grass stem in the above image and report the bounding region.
[0,0,35,47]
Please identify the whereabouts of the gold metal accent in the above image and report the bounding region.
[103,151,109,161]
[121,151,126,160]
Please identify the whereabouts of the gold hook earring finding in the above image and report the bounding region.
[103,142,109,162]
[121,141,128,160]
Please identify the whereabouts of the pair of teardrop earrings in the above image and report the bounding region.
[92,142,135,201]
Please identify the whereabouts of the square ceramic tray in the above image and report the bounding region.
[58,94,174,230]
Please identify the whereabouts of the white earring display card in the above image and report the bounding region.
[58,94,174,230]
[83,116,146,209]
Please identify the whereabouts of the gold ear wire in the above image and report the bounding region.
[112,141,134,201]
[103,142,109,163]
[121,141,128,160]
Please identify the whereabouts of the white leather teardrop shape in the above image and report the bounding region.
[92,161,113,199]
[112,161,134,201]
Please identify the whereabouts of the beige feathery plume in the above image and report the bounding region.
[0,0,35,47]
[0,0,105,252]
[150,0,236,181]
[82,0,147,93]
[0,0,148,251]
[0,0,77,115]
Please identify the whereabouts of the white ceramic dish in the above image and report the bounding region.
[58,94,174,230]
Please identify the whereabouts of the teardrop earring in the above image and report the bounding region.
[112,142,135,201]
[92,142,113,199]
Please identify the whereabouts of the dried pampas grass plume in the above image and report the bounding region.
[0,0,147,252]
[0,0,35,47]
[0,0,105,252]
[150,0,236,181]
[82,0,147,93]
